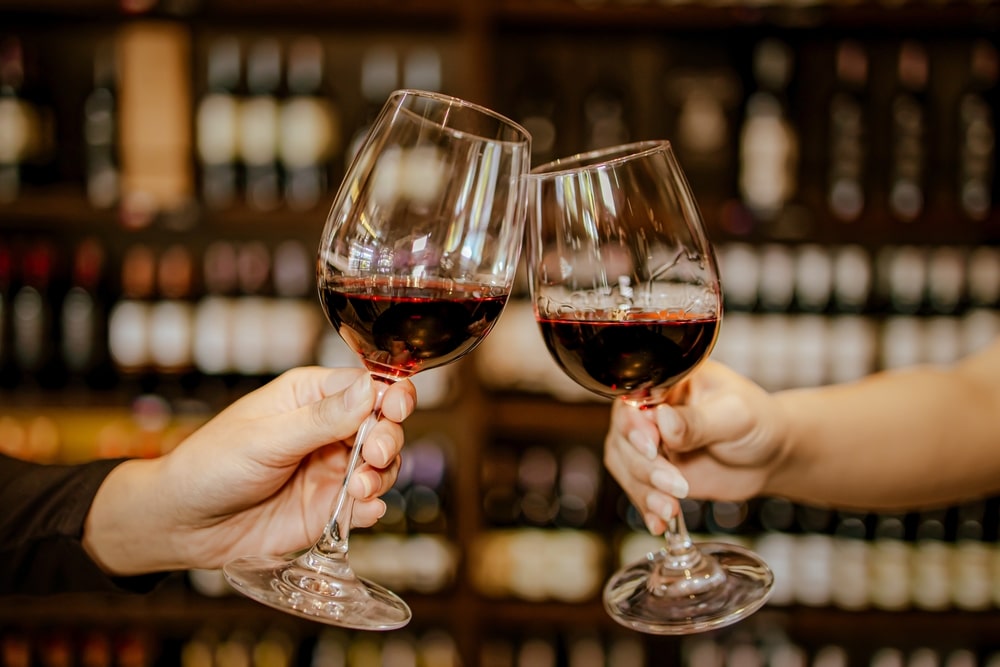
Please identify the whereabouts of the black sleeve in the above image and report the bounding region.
[0,453,168,595]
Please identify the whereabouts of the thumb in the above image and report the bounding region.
[656,392,754,454]
[256,372,378,462]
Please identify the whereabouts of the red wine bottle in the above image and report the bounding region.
[61,237,113,389]
[13,241,62,389]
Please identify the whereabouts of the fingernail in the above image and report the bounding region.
[646,492,677,521]
[357,473,374,498]
[395,390,414,420]
[375,499,387,519]
[650,468,689,498]
[628,429,658,460]
[369,436,391,467]
[345,374,372,411]
[644,512,664,535]
[658,407,682,440]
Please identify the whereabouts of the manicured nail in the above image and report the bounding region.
[368,436,391,467]
[646,492,677,521]
[628,428,658,460]
[650,468,689,499]
[395,390,414,420]
[345,374,372,411]
[658,407,683,440]
[644,512,665,535]
[357,472,375,498]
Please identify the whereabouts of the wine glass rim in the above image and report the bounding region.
[388,88,532,146]
[526,139,672,178]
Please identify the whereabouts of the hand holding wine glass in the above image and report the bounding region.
[224,89,531,630]
[524,140,773,634]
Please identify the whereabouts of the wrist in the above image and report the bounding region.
[760,388,809,498]
[82,457,182,576]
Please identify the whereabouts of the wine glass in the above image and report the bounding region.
[524,140,773,634]
[223,89,531,630]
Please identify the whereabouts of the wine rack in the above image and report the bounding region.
[2,1,1000,666]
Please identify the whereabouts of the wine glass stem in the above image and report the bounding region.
[310,379,389,561]
[663,510,702,569]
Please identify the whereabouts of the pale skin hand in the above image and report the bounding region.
[606,337,1000,536]
[83,367,416,576]
[605,362,786,535]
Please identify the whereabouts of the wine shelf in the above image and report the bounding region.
[2,1,1000,665]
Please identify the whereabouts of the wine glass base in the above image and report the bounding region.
[603,541,774,635]
[223,555,411,631]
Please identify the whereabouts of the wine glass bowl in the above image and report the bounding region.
[223,89,531,630]
[525,140,773,634]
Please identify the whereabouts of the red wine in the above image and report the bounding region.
[538,312,718,400]
[320,278,508,379]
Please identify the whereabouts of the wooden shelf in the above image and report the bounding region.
[493,0,1000,32]
[200,0,462,25]
[486,393,612,442]
[3,3,1000,665]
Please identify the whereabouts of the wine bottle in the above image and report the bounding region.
[517,445,559,527]
[927,246,965,315]
[279,36,339,211]
[230,240,271,377]
[830,511,870,610]
[870,513,911,611]
[739,39,800,234]
[404,434,450,534]
[556,445,601,528]
[348,44,398,165]
[911,509,950,611]
[196,36,242,210]
[240,39,282,211]
[665,67,740,211]
[888,40,929,224]
[957,39,997,222]
[193,240,237,377]
[149,243,195,377]
[0,37,51,203]
[952,501,991,611]
[12,241,62,389]
[108,243,156,382]
[831,244,873,313]
[754,497,796,605]
[83,41,120,209]
[827,40,869,224]
[61,237,113,389]
[268,238,321,374]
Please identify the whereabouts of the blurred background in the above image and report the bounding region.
[1,0,999,665]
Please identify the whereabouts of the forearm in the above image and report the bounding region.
[767,363,1000,512]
